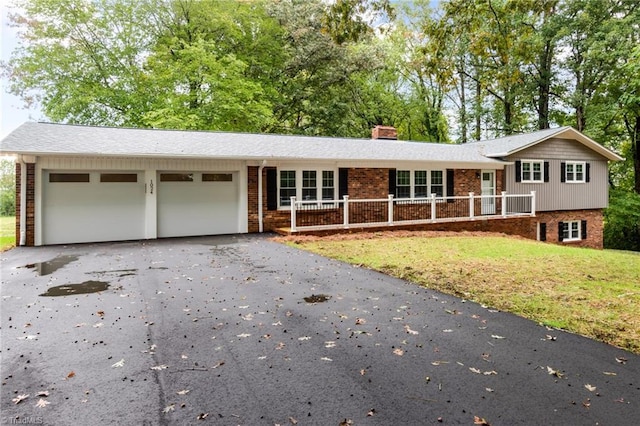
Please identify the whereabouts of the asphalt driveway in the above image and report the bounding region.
[1,234,638,425]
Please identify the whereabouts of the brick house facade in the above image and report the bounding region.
[3,123,621,248]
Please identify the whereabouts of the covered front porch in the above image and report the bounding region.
[283,191,536,234]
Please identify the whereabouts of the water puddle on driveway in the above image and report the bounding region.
[303,294,331,303]
[40,281,110,297]
[24,255,80,276]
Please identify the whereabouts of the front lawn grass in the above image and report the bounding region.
[0,216,16,251]
[285,232,640,353]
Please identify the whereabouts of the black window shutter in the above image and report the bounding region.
[339,168,349,198]
[515,161,521,182]
[560,162,566,183]
[446,169,455,203]
[544,161,550,182]
[266,168,277,211]
[540,223,547,241]
[585,163,590,182]
[581,220,587,240]
[558,221,564,242]
[388,169,396,196]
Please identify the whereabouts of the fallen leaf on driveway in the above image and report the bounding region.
[491,335,505,339]
[355,318,366,325]
[177,390,190,395]
[298,336,311,341]
[163,404,175,413]
[65,371,75,379]
[360,369,367,376]
[547,366,564,378]
[486,388,494,392]
[12,394,29,404]
[404,325,419,335]
[324,341,336,348]
[151,365,168,370]
[197,413,209,420]
[393,348,404,356]
[321,357,333,362]
[289,417,298,424]
[483,370,498,376]
[111,359,125,368]
[236,333,251,338]
[474,415,490,425]
[35,398,50,408]
[212,361,225,369]
[470,367,482,374]
[97,311,105,317]
[615,357,627,364]
[17,335,38,340]
[603,371,617,376]
[367,408,376,417]
[585,384,596,392]
[339,419,354,426]
[431,361,449,366]
[37,391,49,397]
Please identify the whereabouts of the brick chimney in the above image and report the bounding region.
[371,125,397,140]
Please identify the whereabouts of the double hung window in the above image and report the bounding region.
[521,161,544,183]
[395,169,445,199]
[565,162,585,183]
[279,168,336,207]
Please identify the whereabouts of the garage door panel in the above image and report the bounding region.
[158,171,239,238]
[43,171,145,245]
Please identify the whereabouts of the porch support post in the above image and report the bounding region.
[530,191,536,216]
[501,191,507,217]
[388,194,394,225]
[290,196,297,232]
[343,195,349,228]
[469,192,474,219]
[431,193,437,222]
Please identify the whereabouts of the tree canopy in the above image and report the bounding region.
[2,0,638,196]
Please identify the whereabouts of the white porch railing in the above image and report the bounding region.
[289,191,536,232]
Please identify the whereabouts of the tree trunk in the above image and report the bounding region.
[633,116,640,194]
[459,63,468,143]
[537,39,553,130]
[474,75,481,140]
[576,104,586,132]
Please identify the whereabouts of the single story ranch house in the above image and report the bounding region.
[0,123,622,248]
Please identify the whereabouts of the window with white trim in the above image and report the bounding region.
[561,220,581,241]
[565,161,585,183]
[431,170,444,197]
[396,169,445,199]
[322,171,334,200]
[521,160,544,183]
[279,168,337,207]
[280,171,296,206]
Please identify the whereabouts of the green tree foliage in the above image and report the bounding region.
[604,189,640,251]
[3,0,640,248]
[0,160,16,217]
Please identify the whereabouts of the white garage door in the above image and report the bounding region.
[157,171,239,238]
[42,171,146,245]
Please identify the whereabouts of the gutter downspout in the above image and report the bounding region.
[258,160,267,233]
[18,155,27,246]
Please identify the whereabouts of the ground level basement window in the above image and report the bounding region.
[559,220,587,242]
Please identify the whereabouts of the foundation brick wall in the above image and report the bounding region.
[534,209,604,249]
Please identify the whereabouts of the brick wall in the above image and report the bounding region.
[347,168,390,199]
[15,162,36,246]
[534,209,604,249]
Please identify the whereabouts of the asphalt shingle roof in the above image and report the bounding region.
[0,122,504,165]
